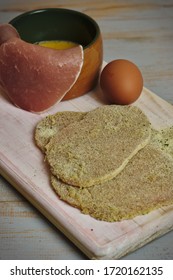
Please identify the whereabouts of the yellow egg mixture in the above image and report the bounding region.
[37,40,78,50]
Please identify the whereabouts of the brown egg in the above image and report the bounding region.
[100,59,143,105]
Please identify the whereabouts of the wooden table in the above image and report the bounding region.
[0,0,173,260]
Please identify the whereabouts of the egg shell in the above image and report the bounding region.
[100,59,143,105]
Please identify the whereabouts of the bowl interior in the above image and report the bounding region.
[9,8,100,48]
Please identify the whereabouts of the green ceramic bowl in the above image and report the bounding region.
[10,8,103,100]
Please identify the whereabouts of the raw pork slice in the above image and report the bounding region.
[0,24,83,112]
[0,23,20,45]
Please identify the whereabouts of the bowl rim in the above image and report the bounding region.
[9,8,101,48]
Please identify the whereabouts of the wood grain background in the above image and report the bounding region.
[0,0,173,260]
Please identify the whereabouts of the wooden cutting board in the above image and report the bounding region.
[1,80,173,259]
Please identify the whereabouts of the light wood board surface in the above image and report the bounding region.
[1,80,173,259]
[0,0,173,260]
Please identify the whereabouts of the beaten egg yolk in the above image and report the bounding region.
[37,40,78,50]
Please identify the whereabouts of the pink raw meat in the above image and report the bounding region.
[0,23,20,45]
[0,24,83,112]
